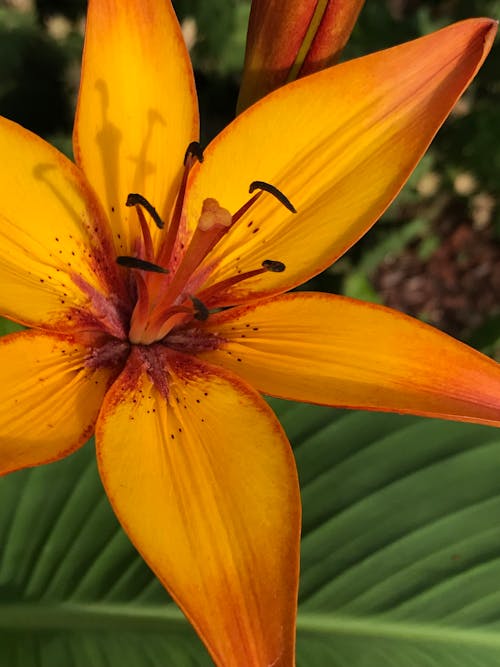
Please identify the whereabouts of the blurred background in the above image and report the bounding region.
[0,0,498,357]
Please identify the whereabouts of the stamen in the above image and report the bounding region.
[126,193,165,230]
[134,205,155,261]
[146,299,208,342]
[249,181,297,214]
[196,260,286,307]
[262,259,286,272]
[117,256,169,274]
[190,296,210,321]
[184,141,204,165]
[128,271,151,343]
[231,191,262,225]
[132,304,194,344]
[157,142,200,266]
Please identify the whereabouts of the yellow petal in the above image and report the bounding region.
[199,293,500,427]
[74,0,199,256]
[187,19,496,306]
[0,117,124,335]
[238,0,365,111]
[0,330,117,475]
[97,348,300,666]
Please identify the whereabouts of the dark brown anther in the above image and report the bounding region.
[262,259,286,273]
[126,193,165,229]
[184,141,204,165]
[249,181,297,214]
[117,256,169,274]
[190,295,210,321]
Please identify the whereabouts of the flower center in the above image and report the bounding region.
[116,143,294,346]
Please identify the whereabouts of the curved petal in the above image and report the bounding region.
[199,293,500,427]
[74,0,199,256]
[0,117,125,336]
[96,347,300,666]
[0,330,119,475]
[186,19,496,306]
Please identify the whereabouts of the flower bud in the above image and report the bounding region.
[238,0,365,112]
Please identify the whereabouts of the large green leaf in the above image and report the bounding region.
[288,407,500,666]
[1,402,500,665]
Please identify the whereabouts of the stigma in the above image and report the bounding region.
[116,144,295,346]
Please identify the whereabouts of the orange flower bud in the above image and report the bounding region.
[238,0,365,111]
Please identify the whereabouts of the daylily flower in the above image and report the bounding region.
[0,1,499,665]
[238,0,366,111]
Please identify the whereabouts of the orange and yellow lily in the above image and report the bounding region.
[0,1,499,665]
